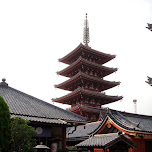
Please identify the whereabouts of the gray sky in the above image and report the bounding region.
[0,0,152,115]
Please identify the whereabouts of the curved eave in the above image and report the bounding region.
[68,105,104,114]
[57,57,117,78]
[59,43,115,65]
[55,72,120,91]
[67,105,81,113]
[52,88,123,105]
[89,116,137,136]
[93,112,152,136]
[89,116,109,135]
[109,115,152,135]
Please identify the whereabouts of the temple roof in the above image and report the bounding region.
[59,44,115,65]
[52,88,123,105]
[76,133,138,149]
[11,114,68,125]
[0,79,86,124]
[67,109,152,140]
[106,109,152,134]
[67,121,102,139]
[55,72,120,91]
[57,57,117,78]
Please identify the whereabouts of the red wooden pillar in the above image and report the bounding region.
[129,137,145,152]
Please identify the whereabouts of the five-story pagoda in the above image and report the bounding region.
[53,14,123,122]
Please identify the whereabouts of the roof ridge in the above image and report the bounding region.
[80,43,115,58]
[58,56,117,74]
[59,43,116,64]
[54,87,121,99]
[111,108,152,118]
[108,109,141,130]
[0,78,8,87]
[56,71,120,89]
[7,85,52,106]
[53,87,123,105]
[116,111,140,128]
[89,116,109,135]
[80,88,122,98]
[1,84,86,122]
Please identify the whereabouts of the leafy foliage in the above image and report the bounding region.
[0,96,11,152]
[9,117,37,152]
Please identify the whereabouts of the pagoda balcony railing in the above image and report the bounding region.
[66,104,103,111]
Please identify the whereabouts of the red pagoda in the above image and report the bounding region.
[53,14,122,122]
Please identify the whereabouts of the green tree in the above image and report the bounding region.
[0,96,11,152]
[9,117,36,152]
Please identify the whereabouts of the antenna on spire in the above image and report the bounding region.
[83,13,90,47]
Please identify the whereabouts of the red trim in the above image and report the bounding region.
[96,119,109,134]
[95,118,135,135]
[57,57,117,78]
[110,119,135,135]
[59,44,115,65]
[55,72,120,91]
[53,88,122,104]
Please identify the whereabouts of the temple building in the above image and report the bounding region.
[67,108,152,152]
[0,78,86,151]
[53,14,123,122]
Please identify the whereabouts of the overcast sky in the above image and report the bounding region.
[0,0,152,115]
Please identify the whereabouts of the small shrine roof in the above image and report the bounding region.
[59,43,115,65]
[55,72,120,91]
[52,87,123,105]
[67,121,102,138]
[75,133,138,149]
[0,79,86,124]
[57,57,117,78]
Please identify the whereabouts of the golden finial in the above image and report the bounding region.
[83,13,90,46]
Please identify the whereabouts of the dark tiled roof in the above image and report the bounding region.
[67,108,152,140]
[59,43,115,65]
[57,57,117,78]
[11,114,67,125]
[108,109,152,133]
[53,87,123,105]
[67,121,102,138]
[0,79,86,124]
[55,72,120,91]
[76,133,138,149]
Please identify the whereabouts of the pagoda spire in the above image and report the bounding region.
[83,13,90,47]
[53,15,122,122]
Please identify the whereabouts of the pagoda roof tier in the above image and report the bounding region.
[57,57,117,78]
[55,72,120,92]
[52,88,123,105]
[59,43,115,65]
[67,104,107,114]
